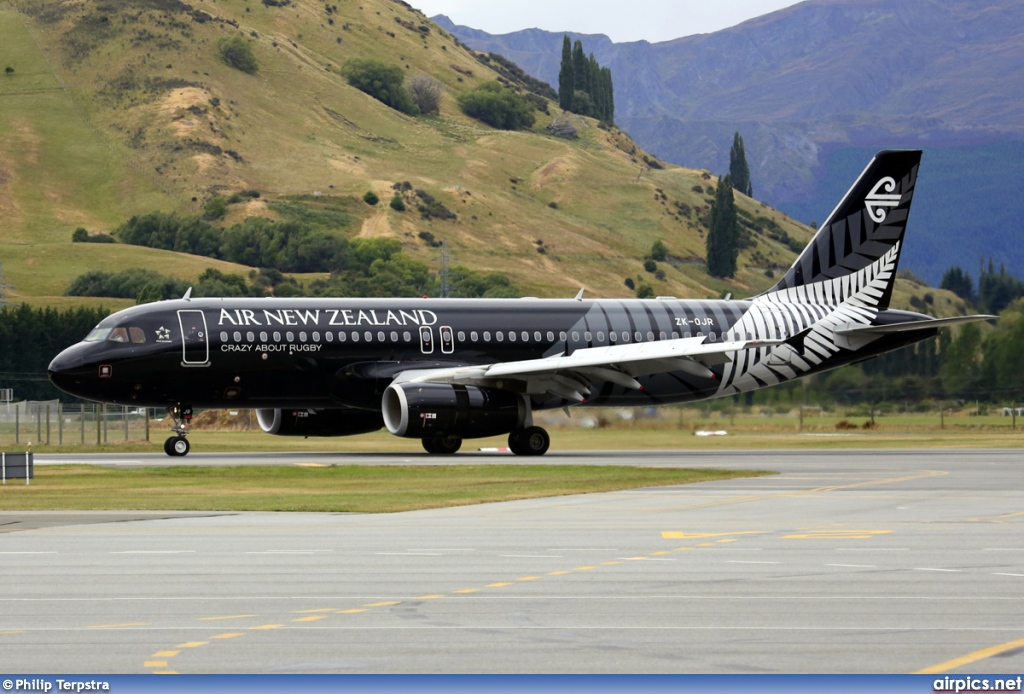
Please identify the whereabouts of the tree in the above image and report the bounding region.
[457,81,535,130]
[4,66,13,75]
[651,240,668,261]
[557,35,574,111]
[363,191,379,205]
[71,227,89,243]
[342,58,419,116]
[729,132,752,197]
[389,194,405,212]
[217,35,258,74]
[406,74,442,115]
[940,266,974,304]
[572,40,589,101]
[706,175,739,278]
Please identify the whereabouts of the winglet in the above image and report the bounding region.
[574,288,585,301]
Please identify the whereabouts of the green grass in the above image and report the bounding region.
[0,464,768,512]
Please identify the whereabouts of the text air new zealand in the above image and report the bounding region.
[49,150,993,456]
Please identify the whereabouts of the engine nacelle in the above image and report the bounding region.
[382,383,527,439]
[256,408,383,437]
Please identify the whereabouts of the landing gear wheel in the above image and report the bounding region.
[165,435,190,457]
[508,426,550,456]
[422,436,462,455]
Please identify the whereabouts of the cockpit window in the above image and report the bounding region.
[129,327,146,344]
[108,327,129,343]
[84,328,111,342]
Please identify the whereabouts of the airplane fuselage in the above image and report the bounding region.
[48,296,931,412]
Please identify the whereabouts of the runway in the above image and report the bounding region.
[1,448,1022,673]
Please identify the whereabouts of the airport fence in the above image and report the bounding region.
[0,401,152,446]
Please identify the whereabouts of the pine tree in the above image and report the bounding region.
[558,35,574,111]
[706,175,739,278]
[729,132,753,197]
[588,53,602,120]
[601,66,615,123]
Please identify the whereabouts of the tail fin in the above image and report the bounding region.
[766,150,922,310]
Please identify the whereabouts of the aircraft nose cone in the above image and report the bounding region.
[48,345,88,396]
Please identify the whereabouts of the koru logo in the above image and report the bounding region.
[864,177,901,224]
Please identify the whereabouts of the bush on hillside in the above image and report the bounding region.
[71,227,115,243]
[406,74,442,115]
[457,81,535,131]
[342,59,418,116]
[390,194,406,212]
[363,191,379,205]
[218,35,259,75]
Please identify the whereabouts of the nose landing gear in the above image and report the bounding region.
[164,404,193,457]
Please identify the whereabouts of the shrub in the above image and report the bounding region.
[217,35,258,74]
[643,259,657,273]
[203,196,228,220]
[635,284,654,299]
[651,239,668,261]
[363,190,379,205]
[342,58,418,115]
[624,277,635,290]
[406,74,442,115]
[71,227,88,243]
[4,66,13,75]
[389,194,406,211]
[457,81,535,130]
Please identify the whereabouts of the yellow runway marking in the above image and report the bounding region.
[250,624,283,630]
[0,631,25,635]
[199,615,256,621]
[152,651,179,658]
[339,609,368,614]
[293,615,326,622]
[915,637,1024,674]
[651,551,670,556]
[602,561,622,565]
[364,601,401,607]
[294,608,336,613]
[546,571,570,575]
[516,576,541,581]
[574,566,597,571]
[674,547,694,551]
[176,642,207,648]
[625,556,648,561]
[717,539,737,543]
[415,594,444,599]
[453,588,479,594]
[295,463,327,467]
[784,530,893,540]
[153,671,178,675]
[698,543,716,547]
[144,661,167,668]
[487,582,511,587]
[662,531,764,539]
[211,633,244,639]
[87,622,147,629]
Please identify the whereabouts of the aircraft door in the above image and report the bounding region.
[177,310,209,365]
[439,326,454,354]
[419,326,434,354]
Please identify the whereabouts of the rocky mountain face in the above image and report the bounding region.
[435,0,1024,283]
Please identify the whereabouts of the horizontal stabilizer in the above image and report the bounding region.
[834,314,996,350]
[835,315,996,336]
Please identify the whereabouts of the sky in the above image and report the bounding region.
[410,0,805,44]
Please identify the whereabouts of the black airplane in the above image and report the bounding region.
[48,150,992,456]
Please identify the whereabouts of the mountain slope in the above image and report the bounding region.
[0,0,952,318]
[435,0,1024,283]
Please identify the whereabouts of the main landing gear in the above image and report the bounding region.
[164,404,193,457]
[419,426,551,456]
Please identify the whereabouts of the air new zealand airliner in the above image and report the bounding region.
[48,150,992,456]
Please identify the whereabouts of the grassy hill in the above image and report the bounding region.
[0,0,955,315]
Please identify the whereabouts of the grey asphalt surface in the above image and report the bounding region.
[1,448,1022,674]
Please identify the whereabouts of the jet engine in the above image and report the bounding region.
[382,383,527,439]
[256,408,384,437]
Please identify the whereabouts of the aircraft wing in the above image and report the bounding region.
[394,336,783,402]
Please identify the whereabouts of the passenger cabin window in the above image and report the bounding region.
[247,331,255,342]
[599,332,607,342]
[483,331,491,342]
[470,331,478,342]
[261,332,269,342]
[572,332,580,342]
[338,332,347,342]
[220,332,229,342]
[274,331,282,342]
[391,331,399,342]
[584,331,592,342]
